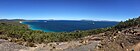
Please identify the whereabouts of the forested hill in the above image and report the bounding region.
[115,16,140,29]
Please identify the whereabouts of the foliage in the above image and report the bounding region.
[115,16,140,30]
[0,16,140,45]
[0,21,109,44]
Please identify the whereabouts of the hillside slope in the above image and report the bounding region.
[0,17,140,51]
[94,17,140,51]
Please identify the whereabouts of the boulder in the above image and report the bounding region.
[89,37,102,41]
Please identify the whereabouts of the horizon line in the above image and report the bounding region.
[0,18,121,22]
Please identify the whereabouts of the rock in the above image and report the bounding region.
[25,42,36,47]
[113,36,117,39]
[48,42,57,47]
[132,31,138,34]
[135,33,140,36]
[118,31,121,33]
[120,43,124,48]
[80,40,89,45]
[8,39,12,42]
[96,44,102,49]
[90,37,102,41]
[16,41,23,45]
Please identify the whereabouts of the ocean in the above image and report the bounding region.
[22,20,119,32]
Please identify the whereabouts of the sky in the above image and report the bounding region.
[0,0,140,21]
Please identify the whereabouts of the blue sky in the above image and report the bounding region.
[0,0,140,21]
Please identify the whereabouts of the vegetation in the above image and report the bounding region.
[94,16,140,51]
[0,21,109,45]
[0,16,140,46]
[115,16,140,29]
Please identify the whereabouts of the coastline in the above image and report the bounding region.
[19,21,118,32]
[20,21,53,32]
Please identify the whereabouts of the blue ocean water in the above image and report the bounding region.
[22,20,119,32]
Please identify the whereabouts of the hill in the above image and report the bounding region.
[0,16,140,51]
[94,16,140,51]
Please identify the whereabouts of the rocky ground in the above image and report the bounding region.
[94,26,140,51]
[0,39,29,51]
[0,34,101,51]
[1,27,140,51]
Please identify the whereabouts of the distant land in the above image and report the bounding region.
[0,18,120,22]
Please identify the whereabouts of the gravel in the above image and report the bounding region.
[0,39,29,51]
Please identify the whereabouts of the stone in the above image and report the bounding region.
[90,37,102,41]
[118,31,121,33]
